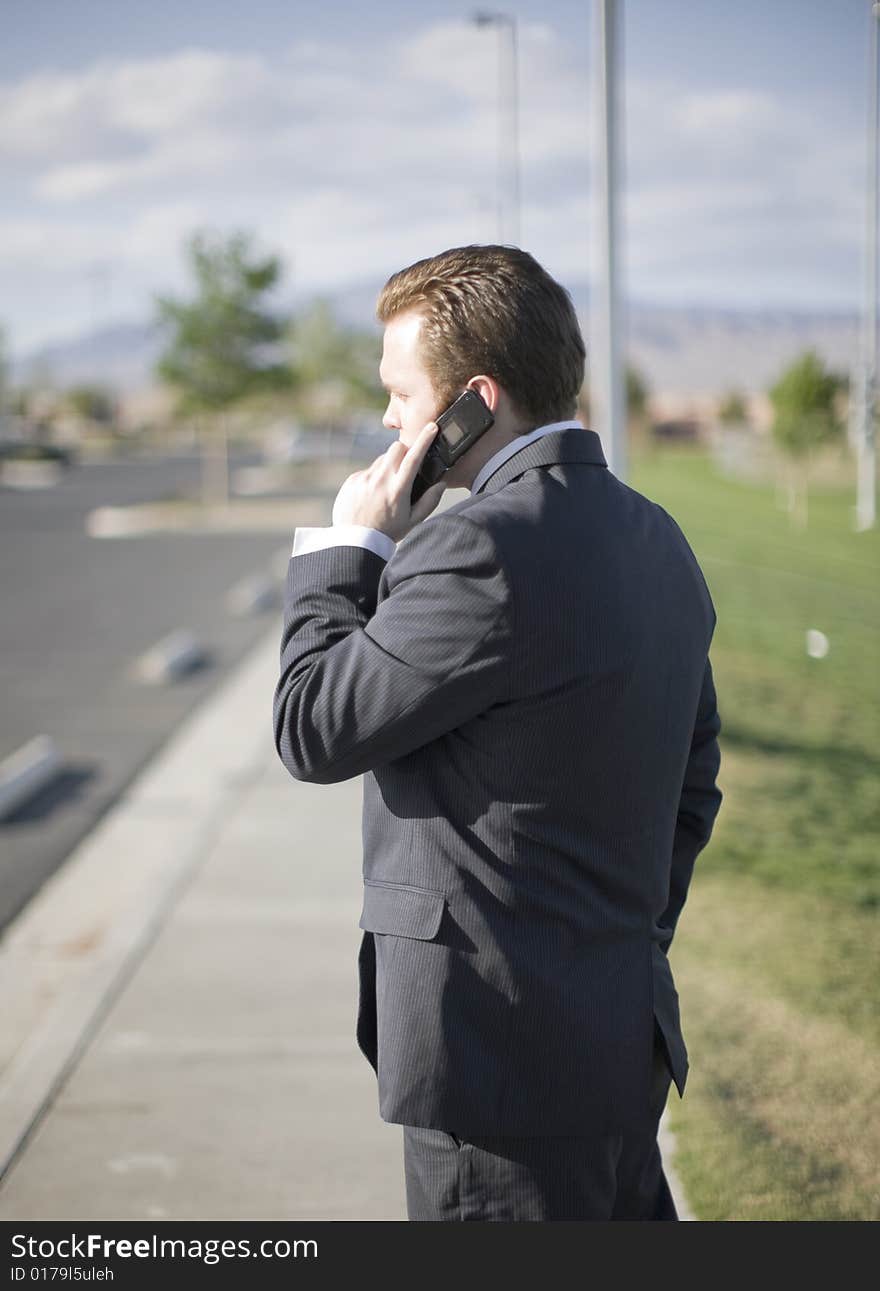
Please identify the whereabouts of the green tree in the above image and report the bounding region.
[624,362,652,456]
[286,299,385,421]
[576,384,590,426]
[625,363,649,423]
[717,390,749,426]
[768,349,846,530]
[573,372,646,440]
[67,384,116,426]
[155,229,293,502]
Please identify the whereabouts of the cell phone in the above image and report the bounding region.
[410,388,495,505]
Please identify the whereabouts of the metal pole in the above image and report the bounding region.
[591,0,627,481]
[504,17,521,245]
[474,12,521,245]
[494,20,505,240]
[857,1,879,531]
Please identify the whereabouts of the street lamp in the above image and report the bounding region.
[856,0,879,531]
[591,0,628,482]
[473,11,521,245]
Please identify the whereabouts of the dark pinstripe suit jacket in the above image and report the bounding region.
[273,426,723,1136]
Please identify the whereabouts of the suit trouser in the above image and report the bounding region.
[402,1023,678,1221]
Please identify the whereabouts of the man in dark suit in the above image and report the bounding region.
[273,244,723,1220]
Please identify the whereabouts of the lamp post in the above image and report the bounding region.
[473,11,521,245]
[591,0,628,482]
[856,1,879,531]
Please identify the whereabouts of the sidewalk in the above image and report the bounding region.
[0,614,691,1221]
[0,625,406,1220]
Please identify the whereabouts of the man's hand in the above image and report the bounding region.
[330,421,447,541]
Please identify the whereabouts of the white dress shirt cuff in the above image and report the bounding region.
[291,525,397,563]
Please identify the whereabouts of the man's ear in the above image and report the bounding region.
[466,375,499,414]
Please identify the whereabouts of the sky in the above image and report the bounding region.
[0,0,873,354]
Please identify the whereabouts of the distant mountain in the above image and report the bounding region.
[13,320,165,392]
[319,281,860,397]
[12,284,860,400]
[623,300,858,398]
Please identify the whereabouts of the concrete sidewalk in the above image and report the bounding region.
[0,616,691,1221]
[0,624,406,1220]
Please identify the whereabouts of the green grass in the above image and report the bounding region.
[629,444,880,1221]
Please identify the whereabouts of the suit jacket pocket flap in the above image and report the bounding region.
[651,942,689,1097]
[359,880,446,939]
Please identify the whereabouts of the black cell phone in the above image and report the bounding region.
[410,388,495,505]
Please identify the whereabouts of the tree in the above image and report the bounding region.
[67,385,116,427]
[624,362,652,455]
[625,363,649,423]
[155,229,293,502]
[286,299,385,421]
[717,390,749,426]
[573,371,647,442]
[576,384,590,427]
[768,349,846,530]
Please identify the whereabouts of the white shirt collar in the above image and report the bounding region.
[470,419,586,495]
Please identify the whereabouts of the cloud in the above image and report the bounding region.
[0,19,865,350]
[0,20,592,200]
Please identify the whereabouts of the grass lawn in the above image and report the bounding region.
[630,442,880,1220]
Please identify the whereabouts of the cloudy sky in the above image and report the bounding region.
[0,0,872,353]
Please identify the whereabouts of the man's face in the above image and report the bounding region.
[379,309,448,448]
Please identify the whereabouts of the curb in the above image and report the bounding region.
[0,461,63,490]
[85,498,331,538]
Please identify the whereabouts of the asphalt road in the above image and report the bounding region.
[0,449,305,933]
